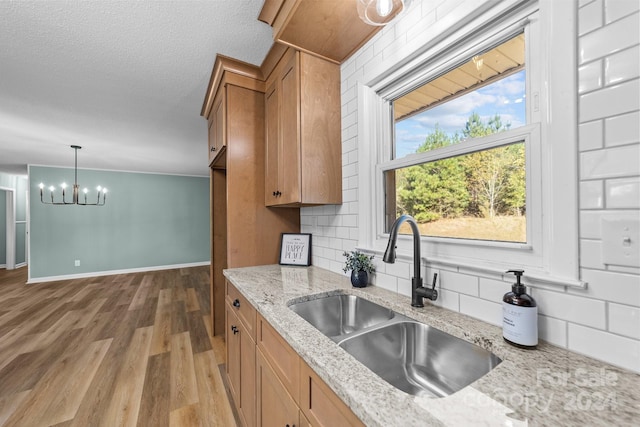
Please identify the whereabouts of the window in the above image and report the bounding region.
[385,34,528,244]
[357,1,582,286]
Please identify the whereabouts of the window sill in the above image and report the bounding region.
[357,246,587,290]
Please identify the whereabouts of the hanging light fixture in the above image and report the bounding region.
[357,0,407,26]
[39,145,108,206]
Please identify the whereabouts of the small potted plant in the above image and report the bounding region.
[343,250,375,288]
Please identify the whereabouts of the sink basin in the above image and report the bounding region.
[339,321,502,397]
[289,294,394,339]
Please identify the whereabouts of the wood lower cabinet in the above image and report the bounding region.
[226,282,257,427]
[264,47,342,207]
[256,349,300,427]
[300,361,364,427]
[226,281,364,427]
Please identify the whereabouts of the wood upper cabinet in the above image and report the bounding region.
[202,55,300,336]
[258,0,384,64]
[208,89,226,165]
[265,48,342,207]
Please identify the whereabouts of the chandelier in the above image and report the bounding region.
[357,0,407,26]
[39,145,108,206]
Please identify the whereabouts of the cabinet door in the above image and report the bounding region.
[207,116,216,165]
[226,303,241,407]
[265,80,280,206]
[226,302,256,427]
[256,349,299,427]
[300,361,364,427]
[278,50,301,205]
[210,88,226,164]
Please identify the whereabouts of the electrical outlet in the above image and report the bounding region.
[74,260,80,267]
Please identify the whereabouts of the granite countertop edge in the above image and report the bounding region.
[223,265,640,427]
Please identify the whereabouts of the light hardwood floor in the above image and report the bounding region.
[0,266,236,427]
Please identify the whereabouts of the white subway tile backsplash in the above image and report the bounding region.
[342,110,357,129]
[397,276,412,298]
[432,288,460,312]
[578,120,604,151]
[579,13,640,64]
[580,210,604,238]
[580,239,605,269]
[479,277,510,303]
[580,79,640,122]
[573,268,640,306]
[371,271,398,293]
[605,110,640,147]
[605,46,640,85]
[459,295,502,327]
[579,0,603,36]
[439,270,479,296]
[609,302,640,339]
[532,288,607,329]
[604,0,640,24]
[538,315,568,347]
[606,177,640,208]
[383,259,411,279]
[580,144,640,179]
[568,323,640,372]
[579,0,596,7]
[580,180,604,209]
[578,60,603,93]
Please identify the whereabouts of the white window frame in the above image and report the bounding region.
[357,0,583,288]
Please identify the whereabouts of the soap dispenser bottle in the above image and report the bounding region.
[502,269,538,348]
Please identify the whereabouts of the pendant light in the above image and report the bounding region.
[39,145,108,206]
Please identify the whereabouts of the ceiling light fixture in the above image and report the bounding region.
[357,0,407,26]
[39,145,108,206]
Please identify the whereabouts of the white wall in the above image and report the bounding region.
[301,0,640,373]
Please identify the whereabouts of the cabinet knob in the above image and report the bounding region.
[210,147,216,152]
[231,325,238,335]
[272,191,277,196]
[233,299,240,308]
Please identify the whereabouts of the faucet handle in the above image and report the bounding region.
[426,273,438,301]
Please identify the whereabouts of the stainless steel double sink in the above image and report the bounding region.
[289,294,502,398]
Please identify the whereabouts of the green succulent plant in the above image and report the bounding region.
[342,251,375,274]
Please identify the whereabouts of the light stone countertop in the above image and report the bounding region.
[223,265,640,427]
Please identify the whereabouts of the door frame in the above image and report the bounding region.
[0,186,16,270]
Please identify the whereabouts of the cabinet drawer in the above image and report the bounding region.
[300,361,364,427]
[257,314,300,404]
[226,281,256,340]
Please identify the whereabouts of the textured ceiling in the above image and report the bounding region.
[0,0,274,177]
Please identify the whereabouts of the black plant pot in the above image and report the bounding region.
[350,270,368,288]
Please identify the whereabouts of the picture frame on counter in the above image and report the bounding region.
[279,233,312,266]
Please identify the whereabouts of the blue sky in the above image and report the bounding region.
[394,70,526,158]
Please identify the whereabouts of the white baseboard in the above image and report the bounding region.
[27,261,211,284]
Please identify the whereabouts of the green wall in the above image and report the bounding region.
[29,166,210,280]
